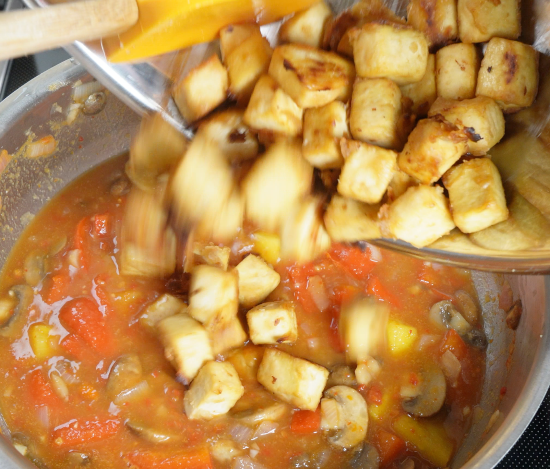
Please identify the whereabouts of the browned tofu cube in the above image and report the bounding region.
[269,44,355,108]
[436,43,480,100]
[398,118,468,185]
[380,185,455,247]
[220,24,263,61]
[407,0,458,49]
[400,54,437,117]
[353,23,429,86]
[476,38,539,113]
[324,194,381,242]
[429,96,505,155]
[243,75,303,137]
[443,157,508,233]
[386,169,419,202]
[338,139,398,204]
[303,101,349,169]
[350,78,403,150]
[457,0,520,43]
[225,34,273,104]
[279,1,333,48]
[173,55,228,123]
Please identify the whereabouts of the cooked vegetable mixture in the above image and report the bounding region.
[0,155,486,469]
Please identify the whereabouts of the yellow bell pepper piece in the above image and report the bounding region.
[387,320,418,355]
[393,414,454,467]
[251,231,280,265]
[103,0,318,63]
[368,390,393,422]
[28,323,54,360]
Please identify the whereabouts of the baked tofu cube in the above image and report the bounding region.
[157,314,213,383]
[443,157,508,233]
[199,110,259,162]
[380,185,455,247]
[220,24,263,61]
[338,139,398,204]
[243,75,303,137]
[247,301,298,345]
[242,140,313,232]
[303,101,349,169]
[350,78,404,150]
[225,34,273,104]
[279,1,333,48]
[407,0,458,49]
[397,118,468,185]
[184,361,244,420]
[257,348,329,410]
[268,44,355,108]
[280,196,332,263]
[173,55,228,123]
[193,243,232,270]
[140,294,187,329]
[436,43,480,100]
[457,0,520,43]
[386,168,419,202]
[476,38,539,113]
[188,265,238,324]
[324,194,381,242]
[234,254,281,308]
[353,23,429,86]
[400,54,437,117]
[206,317,248,356]
[429,96,505,155]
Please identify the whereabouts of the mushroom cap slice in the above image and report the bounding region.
[402,367,446,417]
[429,300,470,335]
[322,385,368,448]
[349,442,380,469]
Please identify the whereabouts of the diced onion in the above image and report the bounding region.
[229,424,253,444]
[416,334,440,351]
[66,103,82,125]
[307,338,321,350]
[368,245,383,263]
[114,380,150,405]
[299,321,312,335]
[441,351,461,388]
[232,456,266,469]
[72,81,105,103]
[26,135,56,158]
[50,372,69,401]
[308,276,330,312]
[252,421,278,439]
[54,360,80,384]
[36,406,50,428]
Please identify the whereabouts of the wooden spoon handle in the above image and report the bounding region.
[0,0,138,61]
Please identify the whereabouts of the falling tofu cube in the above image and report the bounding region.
[324,194,381,242]
[140,294,187,329]
[397,118,468,185]
[194,189,244,244]
[157,314,214,383]
[407,0,458,49]
[353,23,429,86]
[436,43,480,100]
[243,75,303,137]
[193,243,232,271]
[220,24,263,61]
[172,55,228,123]
[225,33,273,104]
[338,139,398,205]
[457,0,520,43]
[387,320,418,355]
[242,140,313,232]
[476,38,539,113]
[257,348,329,410]
[188,265,239,324]
[429,96,505,156]
[350,77,404,150]
[247,301,298,345]
[268,44,355,108]
[184,361,244,420]
[303,101,349,169]
[279,1,333,48]
[235,254,281,308]
[380,185,455,247]
[443,157,509,233]
[400,54,437,117]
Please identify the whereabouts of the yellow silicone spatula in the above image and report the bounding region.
[0,0,139,61]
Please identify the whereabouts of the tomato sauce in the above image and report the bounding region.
[0,155,485,469]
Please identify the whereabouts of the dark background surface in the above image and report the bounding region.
[0,0,549,465]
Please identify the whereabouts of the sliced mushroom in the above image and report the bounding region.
[232,402,289,425]
[462,328,488,349]
[326,364,357,387]
[24,251,47,287]
[0,285,33,333]
[321,385,368,449]
[429,300,471,335]
[349,443,380,469]
[106,354,143,400]
[454,290,478,325]
[66,452,91,466]
[402,367,446,417]
[126,420,177,444]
